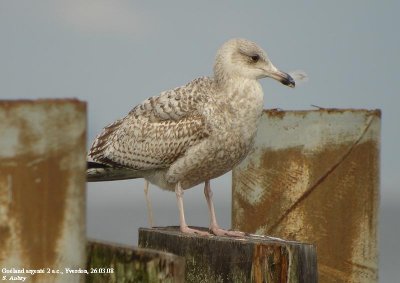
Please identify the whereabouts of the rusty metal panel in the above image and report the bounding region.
[232,109,380,283]
[0,99,86,282]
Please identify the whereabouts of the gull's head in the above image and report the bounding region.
[214,38,295,88]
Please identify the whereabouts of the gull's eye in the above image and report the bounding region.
[250,54,260,62]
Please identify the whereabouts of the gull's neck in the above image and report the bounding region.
[214,75,263,98]
[211,74,264,132]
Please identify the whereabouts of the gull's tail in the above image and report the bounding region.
[87,161,143,182]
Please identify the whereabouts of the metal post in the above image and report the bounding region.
[233,109,380,283]
[0,100,86,282]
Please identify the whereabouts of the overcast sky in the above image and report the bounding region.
[1,1,399,280]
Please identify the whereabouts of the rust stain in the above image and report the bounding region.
[233,146,308,234]
[0,217,11,262]
[234,110,380,282]
[9,153,68,269]
[252,244,264,283]
[0,99,86,273]
[269,113,375,232]
[234,139,379,283]
[264,108,381,121]
[252,244,289,283]
[265,109,287,119]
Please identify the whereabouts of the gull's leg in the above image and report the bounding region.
[144,180,154,227]
[204,180,245,237]
[175,182,210,236]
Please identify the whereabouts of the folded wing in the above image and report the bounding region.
[87,77,213,172]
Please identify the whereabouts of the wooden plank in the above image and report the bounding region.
[0,99,86,282]
[86,240,185,283]
[138,226,317,283]
[232,109,380,282]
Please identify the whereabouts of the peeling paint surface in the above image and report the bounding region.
[0,100,86,282]
[233,109,380,283]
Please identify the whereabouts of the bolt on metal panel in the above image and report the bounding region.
[232,109,380,283]
[0,99,87,282]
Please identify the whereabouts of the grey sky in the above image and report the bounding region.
[1,1,399,280]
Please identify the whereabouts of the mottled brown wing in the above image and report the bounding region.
[87,77,213,170]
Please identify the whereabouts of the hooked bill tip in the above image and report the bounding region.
[281,73,296,88]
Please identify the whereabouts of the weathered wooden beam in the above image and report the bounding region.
[86,240,185,283]
[0,99,86,282]
[232,109,380,282]
[138,227,317,283]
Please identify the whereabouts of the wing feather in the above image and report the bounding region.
[88,77,214,171]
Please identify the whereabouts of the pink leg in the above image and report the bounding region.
[204,180,245,237]
[144,180,154,227]
[175,182,210,236]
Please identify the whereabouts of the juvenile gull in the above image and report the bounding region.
[87,38,295,236]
